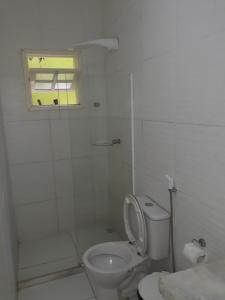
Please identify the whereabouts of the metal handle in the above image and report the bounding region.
[111,138,121,145]
[92,138,121,147]
[192,238,206,248]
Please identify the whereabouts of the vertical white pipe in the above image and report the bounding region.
[130,73,135,195]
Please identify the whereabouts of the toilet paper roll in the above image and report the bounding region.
[182,243,208,264]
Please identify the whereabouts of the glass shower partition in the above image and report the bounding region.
[69,71,133,257]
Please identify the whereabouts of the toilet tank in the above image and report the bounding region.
[137,195,170,260]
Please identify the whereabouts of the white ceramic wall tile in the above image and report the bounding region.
[72,157,94,193]
[0,0,108,242]
[176,0,216,47]
[92,155,109,192]
[72,157,96,228]
[10,162,55,205]
[56,197,75,232]
[107,73,131,119]
[91,116,108,144]
[134,53,176,122]
[174,34,225,125]
[136,121,175,181]
[175,124,225,205]
[54,159,74,198]
[95,190,110,225]
[104,0,225,270]
[141,0,176,60]
[50,119,71,160]
[0,77,48,122]
[106,2,143,72]
[5,120,52,164]
[174,191,225,270]
[69,118,91,158]
[135,166,171,212]
[15,201,58,241]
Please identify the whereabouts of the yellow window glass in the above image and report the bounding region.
[26,54,79,107]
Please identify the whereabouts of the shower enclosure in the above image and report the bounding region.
[17,47,133,283]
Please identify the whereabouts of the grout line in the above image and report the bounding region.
[18,266,84,290]
[9,155,94,167]
[19,254,78,270]
[69,231,82,262]
[15,198,57,208]
[133,117,225,128]
[48,118,60,233]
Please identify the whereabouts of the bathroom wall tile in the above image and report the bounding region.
[121,118,132,165]
[74,194,96,228]
[72,157,93,193]
[174,34,225,125]
[136,121,175,182]
[134,53,176,122]
[107,73,131,119]
[141,0,176,60]
[135,166,171,212]
[0,77,49,122]
[176,0,216,47]
[106,2,142,72]
[69,118,91,158]
[10,162,55,205]
[175,124,225,205]
[91,117,108,144]
[15,201,58,241]
[72,157,96,227]
[174,191,225,270]
[39,0,85,33]
[54,160,74,199]
[5,120,52,164]
[50,119,71,160]
[95,190,110,225]
[93,155,109,192]
[57,197,75,232]
[1,0,108,243]
[84,0,104,40]
[105,0,225,270]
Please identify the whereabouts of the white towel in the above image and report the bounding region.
[159,260,225,300]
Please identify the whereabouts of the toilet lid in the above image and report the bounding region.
[123,195,147,256]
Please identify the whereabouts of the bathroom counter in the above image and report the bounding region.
[159,259,225,300]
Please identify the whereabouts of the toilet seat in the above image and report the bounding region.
[124,195,147,256]
[83,241,146,276]
[138,273,164,300]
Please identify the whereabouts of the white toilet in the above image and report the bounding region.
[83,194,170,300]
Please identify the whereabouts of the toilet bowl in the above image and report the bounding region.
[83,241,148,299]
[83,195,170,300]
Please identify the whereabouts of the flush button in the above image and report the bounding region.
[145,203,153,207]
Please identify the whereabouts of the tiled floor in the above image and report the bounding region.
[18,226,121,281]
[18,233,80,281]
[18,272,95,300]
[74,226,121,256]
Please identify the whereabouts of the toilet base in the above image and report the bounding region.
[95,286,119,300]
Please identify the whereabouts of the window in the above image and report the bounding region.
[23,50,81,109]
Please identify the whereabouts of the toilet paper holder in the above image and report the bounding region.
[192,238,206,248]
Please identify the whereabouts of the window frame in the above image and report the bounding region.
[22,49,83,111]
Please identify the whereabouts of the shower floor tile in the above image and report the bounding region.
[18,233,80,281]
[18,272,95,300]
[73,225,121,256]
